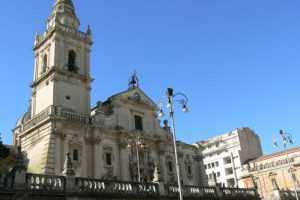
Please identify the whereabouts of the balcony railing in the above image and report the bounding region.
[202,144,228,156]
[23,106,53,131]
[21,106,93,132]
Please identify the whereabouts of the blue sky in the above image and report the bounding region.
[0,0,299,154]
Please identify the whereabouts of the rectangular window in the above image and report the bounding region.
[216,161,219,167]
[224,157,232,164]
[134,115,143,131]
[212,163,215,168]
[73,149,78,161]
[208,164,211,169]
[106,152,112,165]
[225,167,234,175]
[204,165,207,169]
[168,161,173,172]
[271,178,277,187]
[217,172,221,177]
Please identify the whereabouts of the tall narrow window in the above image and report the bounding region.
[68,50,76,72]
[292,173,297,182]
[43,55,47,73]
[73,149,78,161]
[168,161,173,172]
[188,166,192,175]
[134,115,143,131]
[106,152,112,166]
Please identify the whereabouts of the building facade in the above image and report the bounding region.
[12,0,203,186]
[241,146,300,200]
[195,128,263,188]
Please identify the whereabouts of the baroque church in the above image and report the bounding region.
[13,0,203,186]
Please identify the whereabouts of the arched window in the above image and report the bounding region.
[43,55,47,73]
[68,50,77,72]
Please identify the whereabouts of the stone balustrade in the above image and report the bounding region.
[221,188,257,198]
[76,177,159,196]
[26,173,65,191]
[0,172,260,200]
[62,111,92,125]
[168,184,258,199]
[21,105,93,132]
[23,106,52,131]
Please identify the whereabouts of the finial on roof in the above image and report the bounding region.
[87,25,92,35]
[128,70,139,89]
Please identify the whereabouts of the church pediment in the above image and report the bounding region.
[109,88,157,110]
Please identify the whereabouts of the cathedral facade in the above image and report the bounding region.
[13,0,203,186]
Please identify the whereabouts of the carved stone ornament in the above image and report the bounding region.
[84,133,101,145]
[52,128,66,138]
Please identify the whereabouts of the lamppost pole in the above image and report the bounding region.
[168,96,183,200]
[127,134,143,182]
[274,130,299,200]
[158,88,189,200]
[136,134,141,182]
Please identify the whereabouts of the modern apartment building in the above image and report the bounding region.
[195,127,263,187]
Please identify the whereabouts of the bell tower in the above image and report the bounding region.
[31,0,93,116]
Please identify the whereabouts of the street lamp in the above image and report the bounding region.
[274,130,299,200]
[158,88,189,200]
[127,134,145,182]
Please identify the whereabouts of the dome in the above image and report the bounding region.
[15,112,31,127]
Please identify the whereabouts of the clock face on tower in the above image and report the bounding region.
[133,92,141,102]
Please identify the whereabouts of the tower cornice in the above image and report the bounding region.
[30,66,94,88]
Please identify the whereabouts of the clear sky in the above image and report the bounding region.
[0,0,299,155]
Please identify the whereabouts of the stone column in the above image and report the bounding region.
[192,154,202,185]
[119,142,130,181]
[84,136,94,177]
[53,128,65,175]
[178,151,185,185]
[85,133,101,178]
[158,143,166,182]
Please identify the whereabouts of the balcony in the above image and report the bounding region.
[202,144,228,156]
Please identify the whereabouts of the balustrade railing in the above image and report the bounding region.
[0,173,13,189]
[221,188,256,198]
[21,105,93,131]
[23,106,52,131]
[62,111,92,124]
[168,184,217,197]
[26,173,65,191]
[75,178,159,196]
[0,172,259,199]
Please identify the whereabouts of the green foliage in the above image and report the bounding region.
[0,133,16,172]
[0,141,10,159]
[0,154,16,172]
